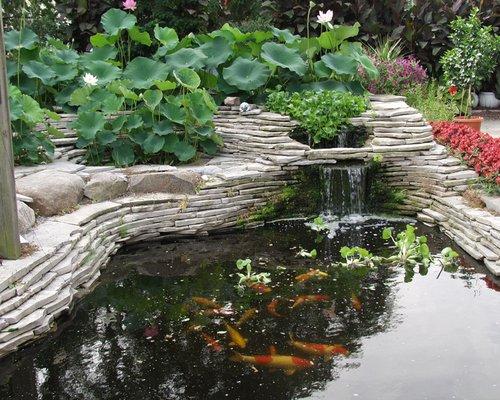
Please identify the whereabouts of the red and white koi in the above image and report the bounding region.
[288,334,349,359]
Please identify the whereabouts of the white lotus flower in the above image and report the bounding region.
[317,10,333,24]
[83,73,98,86]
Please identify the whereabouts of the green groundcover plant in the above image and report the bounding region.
[266,90,367,144]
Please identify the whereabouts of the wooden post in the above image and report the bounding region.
[0,8,21,260]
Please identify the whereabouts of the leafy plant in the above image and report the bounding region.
[266,90,367,144]
[9,85,62,165]
[297,248,317,259]
[382,225,432,280]
[404,81,458,121]
[235,258,271,291]
[360,55,428,95]
[440,8,500,116]
[310,216,329,233]
[340,246,378,269]
[365,36,405,61]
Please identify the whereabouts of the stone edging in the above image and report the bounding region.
[1,94,499,358]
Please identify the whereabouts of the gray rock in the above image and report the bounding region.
[84,172,128,201]
[16,170,85,216]
[128,171,202,195]
[481,195,500,214]
[17,201,35,234]
[224,97,241,106]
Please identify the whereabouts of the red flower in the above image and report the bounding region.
[431,122,500,186]
[448,85,458,96]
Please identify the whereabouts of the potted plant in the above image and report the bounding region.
[440,8,499,131]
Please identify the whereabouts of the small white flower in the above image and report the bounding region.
[82,73,98,86]
[317,10,333,24]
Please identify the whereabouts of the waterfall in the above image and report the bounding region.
[320,164,368,216]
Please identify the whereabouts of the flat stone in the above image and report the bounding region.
[481,195,500,214]
[24,220,80,250]
[54,201,121,226]
[84,172,128,201]
[124,165,176,175]
[16,194,33,203]
[17,201,35,234]
[16,170,85,216]
[128,171,202,195]
[484,260,500,276]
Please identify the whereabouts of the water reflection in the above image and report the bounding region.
[0,220,499,400]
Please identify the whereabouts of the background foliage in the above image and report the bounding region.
[5,1,498,75]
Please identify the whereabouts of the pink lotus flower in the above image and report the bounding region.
[122,0,137,11]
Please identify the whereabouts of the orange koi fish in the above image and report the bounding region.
[291,294,331,309]
[295,269,329,283]
[236,308,258,327]
[225,323,248,349]
[267,299,283,317]
[351,294,362,311]
[201,332,223,352]
[288,334,349,360]
[230,352,314,375]
[269,345,277,355]
[249,283,272,294]
[192,297,221,309]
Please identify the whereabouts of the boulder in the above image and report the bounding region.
[84,172,128,201]
[16,170,85,216]
[17,201,35,234]
[127,171,202,195]
[224,96,241,106]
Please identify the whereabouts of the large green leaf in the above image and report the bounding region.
[128,26,152,46]
[72,111,106,140]
[101,94,124,113]
[22,61,55,85]
[199,36,232,68]
[154,25,179,50]
[222,57,270,91]
[164,48,207,71]
[318,23,360,50]
[69,86,94,106]
[51,64,78,83]
[81,46,118,62]
[5,28,38,51]
[187,91,213,124]
[111,139,136,166]
[143,134,165,154]
[261,42,307,76]
[101,8,137,36]
[159,102,186,124]
[123,57,170,89]
[173,141,196,162]
[90,33,116,48]
[85,61,121,84]
[143,89,163,110]
[173,68,200,90]
[162,134,180,152]
[271,27,298,44]
[321,53,358,76]
[18,95,45,124]
[153,120,174,136]
[154,80,177,91]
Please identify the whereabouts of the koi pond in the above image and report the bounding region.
[1,218,499,400]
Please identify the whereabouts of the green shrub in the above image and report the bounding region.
[404,82,458,122]
[9,85,61,165]
[266,90,367,144]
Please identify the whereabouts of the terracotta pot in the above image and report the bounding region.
[452,116,483,132]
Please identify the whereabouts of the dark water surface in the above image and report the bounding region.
[1,219,499,400]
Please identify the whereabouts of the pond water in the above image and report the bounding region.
[1,219,499,400]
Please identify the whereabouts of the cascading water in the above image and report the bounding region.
[320,164,368,216]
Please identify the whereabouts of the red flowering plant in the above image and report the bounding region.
[431,122,500,189]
